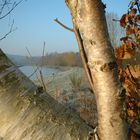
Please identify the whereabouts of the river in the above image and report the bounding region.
[19,65,59,80]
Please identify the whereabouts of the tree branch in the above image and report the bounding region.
[0,20,16,41]
[0,0,7,16]
[73,27,94,92]
[0,0,24,20]
[54,18,74,32]
[54,18,94,92]
[112,19,120,22]
[25,47,42,85]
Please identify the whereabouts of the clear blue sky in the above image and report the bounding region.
[0,0,130,56]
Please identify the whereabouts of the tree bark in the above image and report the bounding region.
[0,49,93,140]
[66,0,128,139]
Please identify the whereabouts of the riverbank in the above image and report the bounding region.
[20,65,97,127]
[44,67,97,128]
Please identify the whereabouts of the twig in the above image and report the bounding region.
[54,18,74,32]
[26,47,32,58]
[73,27,94,92]
[0,0,24,20]
[112,19,120,22]
[26,47,42,84]
[0,19,16,41]
[27,44,47,92]
[46,74,55,85]
[39,70,47,91]
[0,0,7,16]
[41,41,46,68]
[54,18,94,92]
[40,42,47,91]
[28,67,39,78]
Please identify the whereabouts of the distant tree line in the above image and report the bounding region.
[28,50,140,68]
[45,52,82,67]
[9,50,140,67]
[26,52,82,67]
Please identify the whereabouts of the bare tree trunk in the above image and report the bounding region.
[66,0,128,139]
[0,49,93,140]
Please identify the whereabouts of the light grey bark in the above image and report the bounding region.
[0,49,93,140]
[66,0,128,139]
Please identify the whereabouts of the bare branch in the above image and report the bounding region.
[0,0,24,20]
[26,47,33,59]
[25,47,42,85]
[74,27,94,92]
[41,41,46,68]
[54,18,94,92]
[112,19,120,22]
[0,0,25,41]
[26,46,47,92]
[0,19,16,41]
[28,67,39,78]
[0,0,7,16]
[40,42,47,91]
[39,70,47,92]
[54,18,74,32]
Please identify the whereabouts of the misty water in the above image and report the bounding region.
[19,66,59,80]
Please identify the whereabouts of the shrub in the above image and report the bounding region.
[69,72,82,91]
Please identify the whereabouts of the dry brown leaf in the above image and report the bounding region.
[130,131,140,140]
[128,102,134,108]
[129,8,137,17]
[125,48,135,58]
[115,44,126,59]
[134,25,138,33]
[137,102,140,108]
[117,5,140,136]
[120,14,127,27]
[134,15,140,22]
[120,36,129,42]
[127,40,133,47]
[116,44,135,59]
[126,25,135,35]
[127,109,137,118]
